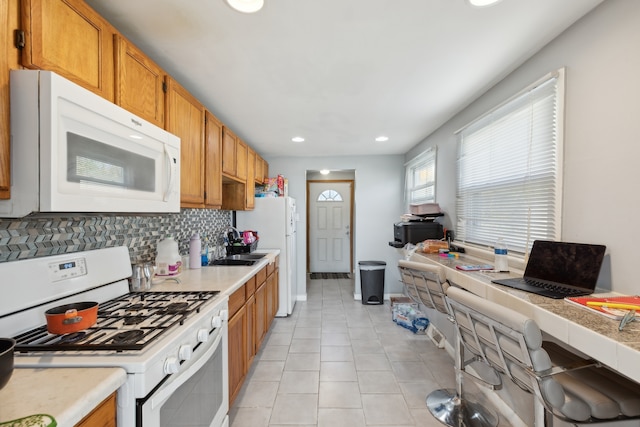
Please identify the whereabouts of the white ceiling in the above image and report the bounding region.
[86,0,604,158]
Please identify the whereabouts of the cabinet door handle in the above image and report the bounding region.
[14,30,25,49]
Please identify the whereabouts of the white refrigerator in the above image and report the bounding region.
[236,197,297,317]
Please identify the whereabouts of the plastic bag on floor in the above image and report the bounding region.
[392,304,429,334]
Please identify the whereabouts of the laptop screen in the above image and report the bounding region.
[524,240,606,290]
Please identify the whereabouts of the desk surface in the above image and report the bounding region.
[412,252,640,383]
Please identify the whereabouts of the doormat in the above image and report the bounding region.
[310,273,351,280]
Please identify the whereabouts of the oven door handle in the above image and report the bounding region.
[150,328,223,410]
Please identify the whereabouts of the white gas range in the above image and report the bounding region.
[0,246,229,427]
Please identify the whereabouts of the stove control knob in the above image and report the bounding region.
[179,344,193,361]
[164,357,180,375]
[197,328,209,343]
[211,315,222,329]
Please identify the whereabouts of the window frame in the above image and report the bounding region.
[454,69,565,256]
[405,146,437,210]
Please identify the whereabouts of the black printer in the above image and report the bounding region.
[389,221,443,248]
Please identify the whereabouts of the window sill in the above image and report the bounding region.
[452,241,526,272]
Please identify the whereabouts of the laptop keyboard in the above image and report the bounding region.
[523,278,584,296]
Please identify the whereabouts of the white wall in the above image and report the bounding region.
[407,0,640,294]
[266,155,405,300]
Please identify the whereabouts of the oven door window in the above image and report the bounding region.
[160,343,224,427]
[67,132,155,192]
[140,330,227,427]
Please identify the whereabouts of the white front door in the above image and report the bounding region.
[309,181,352,273]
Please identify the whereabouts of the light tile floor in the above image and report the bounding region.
[229,276,499,427]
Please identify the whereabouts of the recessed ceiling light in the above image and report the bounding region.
[320,169,330,175]
[224,0,264,13]
[375,136,389,142]
[291,136,305,142]
[467,0,502,7]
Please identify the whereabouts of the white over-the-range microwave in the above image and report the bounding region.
[0,70,181,218]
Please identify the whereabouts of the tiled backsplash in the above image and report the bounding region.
[0,209,232,263]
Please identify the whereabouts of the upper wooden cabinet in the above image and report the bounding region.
[246,147,255,210]
[257,156,269,185]
[20,0,115,101]
[114,35,165,128]
[222,127,237,178]
[0,0,19,199]
[165,77,205,208]
[263,159,269,183]
[236,139,248,181]
[254,154,264,185]
[222,128,254,185]
[204,111,223,209]
[222,140,256,211]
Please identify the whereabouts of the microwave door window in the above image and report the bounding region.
[67,132,155,192]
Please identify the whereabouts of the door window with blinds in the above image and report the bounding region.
[406,147,436,208]
[456,69,564,255]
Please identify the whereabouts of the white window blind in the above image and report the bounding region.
[405,147,436,208]
[456,70,563,255]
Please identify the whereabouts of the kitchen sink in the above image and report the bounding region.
[208,252,266,266]
[226,253,266,260]
[209,258,257,266]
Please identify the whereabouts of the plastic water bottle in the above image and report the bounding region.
[156,236,181,276]
[201,237,209,267]
[494,238,509,272]
[189,233,202,269]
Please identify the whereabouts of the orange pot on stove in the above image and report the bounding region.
[45,302,98,335]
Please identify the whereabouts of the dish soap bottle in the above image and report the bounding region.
[201,236,210,266]
[494,238,509,272]
[189,233,202,269]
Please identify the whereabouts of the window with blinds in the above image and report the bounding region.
[455,69,564,255]
[406,147,436,208]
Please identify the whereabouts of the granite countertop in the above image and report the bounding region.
[0,249,280,425]
[0,367,127,426]
[410,251,640,383]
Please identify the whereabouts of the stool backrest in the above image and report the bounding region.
[445,286,638,423]
[397,260,449,315]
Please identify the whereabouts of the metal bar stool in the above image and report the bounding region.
[397,260,499,427]
[445,285,640,426]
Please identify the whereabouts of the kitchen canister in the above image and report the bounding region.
[189,233,202,269]
[156,236,181,277]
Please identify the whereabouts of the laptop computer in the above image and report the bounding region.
[491,240,606,299]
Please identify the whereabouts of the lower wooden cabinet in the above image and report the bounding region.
[228,266,274,407]
[246,293,256,368]
[266,269,277,330]
[228,304,246,406]
[75,392,116,427]
[254,281,267,352]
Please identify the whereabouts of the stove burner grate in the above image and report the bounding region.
[59,331,86,344]
[112,330,145,345]
[12,290,220,353]
[160,302,190,315]
[123,315,146,325]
